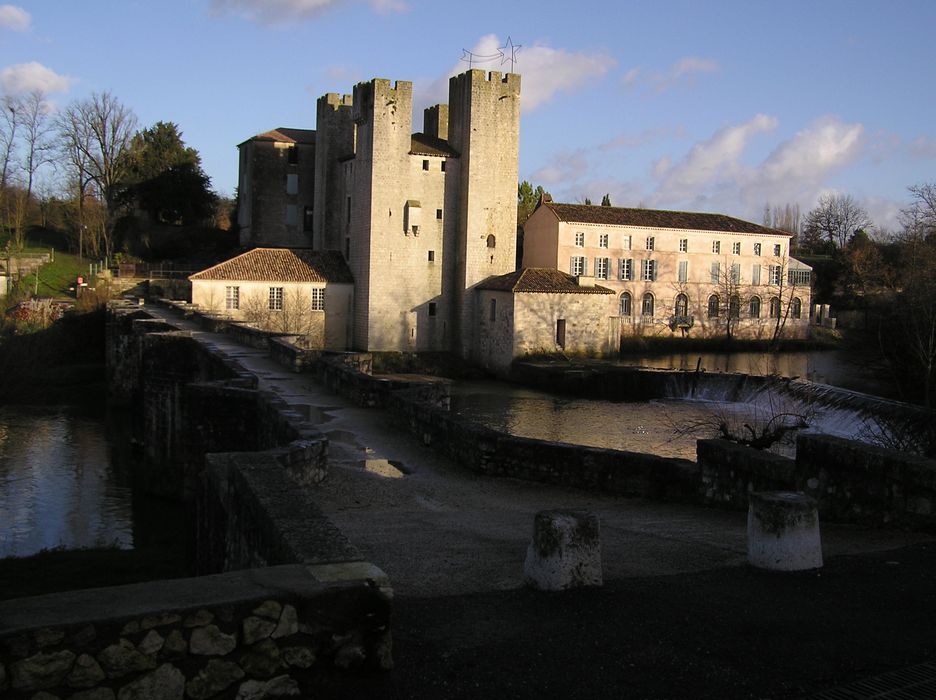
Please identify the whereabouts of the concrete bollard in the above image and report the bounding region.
[747,491,822,571]
[523,510,602,590]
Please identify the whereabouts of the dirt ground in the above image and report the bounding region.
[307,542,936,699]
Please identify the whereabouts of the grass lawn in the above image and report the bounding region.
[15,247,87,298]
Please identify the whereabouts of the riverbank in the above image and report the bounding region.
[0,307,106,404]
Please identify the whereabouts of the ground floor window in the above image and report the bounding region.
[620,292,631,316]
[791,297,802,319]
[729,294,740,319]
[675,293,688,317]
[749,296,761,318]
[556,319,566,348]
[225,286,240,310]
[707,294,719,319]
[269,287,284,311]
[642,293,654,317]
[311,288,325,311]
[769,296,781,318]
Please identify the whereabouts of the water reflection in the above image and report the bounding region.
[0,406,134,558]
[618,351,893,398]
[450,383,731,460]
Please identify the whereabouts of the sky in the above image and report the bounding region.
[1,0,935,230]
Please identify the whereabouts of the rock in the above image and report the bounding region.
[140,613,180,631]
[29,691,60,700]
[185,660,245,699]
[239,639,281,678]
[183,610,214,628]
[161,630,187,658]
[523,510,603,591]
[251,601,281,620]
[120,621,140,636]
[11,650,76,691]
[235,675,300,700]
[137,631,164,656]
[242,617,276,645]
[97,639,156,679]
[117,663,185,700]
[33,628,65,649]
[271,606,298,639]
[374,630,394,671]
[66,653,105,689]
[282,646,315,669]
[1,661,6,689]
[334,642,365,669]
[70,626,97,648]
[70,689,116,700]
[189,625,237,657]
[3,634,31,659]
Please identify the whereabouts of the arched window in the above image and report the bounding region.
[619,292,632,317]
[729,294,740,319]
[642,293,654,317]
[486,234,496,248]
[707,294,720,319]
[675,293,688,317]
[749,296,761,318]
[769,297,781,318]
[791,297,802,319]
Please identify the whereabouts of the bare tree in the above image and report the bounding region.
[17,90,54,205]
[903,182,936,235]
[57,92,138,260]
[802,193,872,250]
[0,94,21,190]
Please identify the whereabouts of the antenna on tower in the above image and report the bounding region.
[460,36,521,72]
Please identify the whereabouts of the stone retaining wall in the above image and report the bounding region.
[0,564,391,699]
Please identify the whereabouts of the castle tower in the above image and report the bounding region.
[348,78,417,350]
[312,93,354,251]
[446,70,521,358]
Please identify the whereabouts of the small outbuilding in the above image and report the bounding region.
[189,248,354,350]
[475,268,618,375]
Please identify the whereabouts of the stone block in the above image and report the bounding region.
[523,510,603,591]
[747,491,823,571]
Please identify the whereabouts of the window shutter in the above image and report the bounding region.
[752,265,761,286]
[570,256,575,275]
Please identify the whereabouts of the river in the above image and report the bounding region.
[0,405,178,559]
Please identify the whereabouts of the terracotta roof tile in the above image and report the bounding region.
[477,268,615,294]
[189,248,353,284]
[240,127,316,147]
[543,202,790,236]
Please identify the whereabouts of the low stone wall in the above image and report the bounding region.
[796,433,936,527]
[697,439,797,508]
[198,450,351,575]
[0,564,391,699]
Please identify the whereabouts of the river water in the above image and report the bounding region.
[0,406,135,559]
[450,351,879,461]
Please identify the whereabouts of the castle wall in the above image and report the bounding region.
[240,140,316,248]
[313,93,354,252]
[447,70,521,359]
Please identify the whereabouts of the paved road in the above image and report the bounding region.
[149,305,934,598]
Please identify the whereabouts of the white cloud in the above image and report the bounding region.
[419,34,615,114]
[909,135,936,159]
[210,0,406,25]
[656,114,778,199]
[742,116,864,205]
[0,4,29,31]
[626,56,722,93]
[0,62,73,94]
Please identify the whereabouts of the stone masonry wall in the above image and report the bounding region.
[0,564,391,699]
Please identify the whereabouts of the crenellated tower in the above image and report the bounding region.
[446,69,521,358]
[312,93,354,252]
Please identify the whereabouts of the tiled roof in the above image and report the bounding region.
[189,248,354,284]
[241,128,316,146]
[411,132,459,158]
[477,268,615,294]
[542,202,790,236]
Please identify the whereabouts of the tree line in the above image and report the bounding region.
[1,89,228,262]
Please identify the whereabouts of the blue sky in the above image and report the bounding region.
[2,0,934,229]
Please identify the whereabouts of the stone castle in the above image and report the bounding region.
[236,69,521,355]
